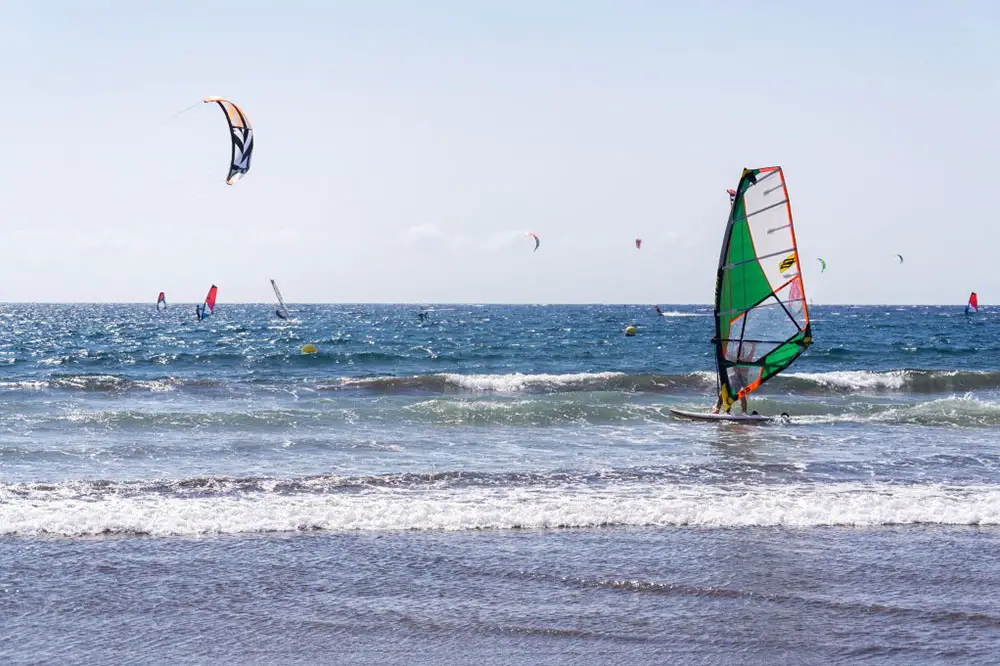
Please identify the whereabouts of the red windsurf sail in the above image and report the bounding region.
[968,292,979,313]
[204,285,218,314]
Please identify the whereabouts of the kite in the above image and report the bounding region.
[204,97,254,185]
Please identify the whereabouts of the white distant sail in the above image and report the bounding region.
[271,279,290,319]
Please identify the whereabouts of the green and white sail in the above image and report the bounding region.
[714,167,812,410]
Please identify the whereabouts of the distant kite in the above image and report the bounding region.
[635,238,642,249]
[817,258,827,273]
[896,254,904,264]
[527,232,540,252]
[204,96,254,185]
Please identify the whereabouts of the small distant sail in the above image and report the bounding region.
[197,284,218,321]
[817,258,827,273]
[204,285,218,314]
[203,97,254,185]
[635,238,642,249]
[156,292,167,310]
[271,279,290,320]
[527,232,540,252]
[714,167,812,412]
[896,254,904,264]
[727,189,737,206]
[967,292,979,314]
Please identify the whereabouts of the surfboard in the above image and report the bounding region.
[669,408,774,423]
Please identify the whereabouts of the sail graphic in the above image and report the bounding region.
[714,167,812,410]
[967,292,979,314]
[156,292,166,310]
[271,279,289,319]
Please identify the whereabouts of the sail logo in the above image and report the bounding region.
[778,254,797,273]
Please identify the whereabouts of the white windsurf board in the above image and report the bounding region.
[669,408,774,423]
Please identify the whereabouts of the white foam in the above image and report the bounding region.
[439,372,625,392]
[0,381,48,391]
[785,370,909,390]
[871,395,1000,425]
[3,482,998,538]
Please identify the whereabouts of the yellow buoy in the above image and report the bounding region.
[624,326,637,337]
[301,343,319,354]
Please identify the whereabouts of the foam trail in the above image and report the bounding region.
[3,482,999,538]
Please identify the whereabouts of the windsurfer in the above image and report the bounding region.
[711,394,748,415]
[276,309,288,320]
[711,343,755,414]
[654,305,662,315]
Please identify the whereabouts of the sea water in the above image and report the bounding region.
[1,304,998,664]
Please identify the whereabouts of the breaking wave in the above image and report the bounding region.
[3,476,998,538]
[327,369,1000,396]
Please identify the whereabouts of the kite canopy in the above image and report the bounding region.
[527,232,540,252]
[635,238,642,249]
[204,97,254,185]
[714,167,812,410]
[896,254,904,264]
[817,258,827,273]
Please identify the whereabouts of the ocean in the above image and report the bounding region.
[2,303,999,664]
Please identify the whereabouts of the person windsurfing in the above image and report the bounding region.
[711,342,756,415]
[966,292,979,315]
[712,393,748,415]
[654,305,662,315]
[276,308,288,320]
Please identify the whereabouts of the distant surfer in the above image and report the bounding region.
[654,305,662,315]
[195,304,203,321]
[275,309,288,320]
[417,308,427,322]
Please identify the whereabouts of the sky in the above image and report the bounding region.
[0,0,997,304]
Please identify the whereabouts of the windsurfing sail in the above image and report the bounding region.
[714,167,812,411]
[635,238,642,249]
[817,258,827,273]
[203,284,218,316]
[203,97,253,185]
[896,254,904,264]
[156,292,167,310]
[271,279,290,320]
[967,292,979,314]
[727,189,737,206]
[527,232,540,252]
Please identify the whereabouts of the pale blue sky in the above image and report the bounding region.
[0,1,996,303]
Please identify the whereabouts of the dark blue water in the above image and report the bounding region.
[2,304,999,664]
